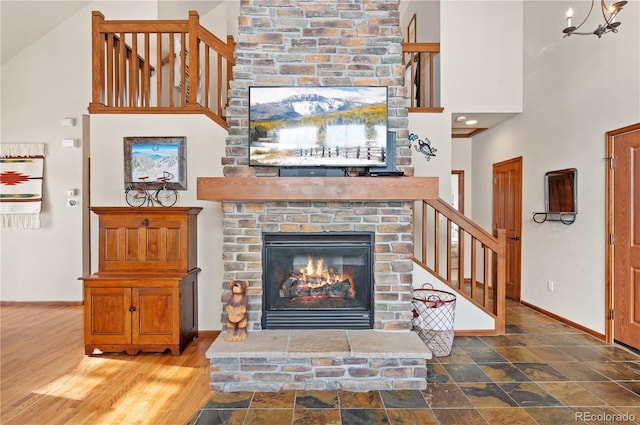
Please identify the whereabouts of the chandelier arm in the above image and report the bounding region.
[600,0,610,21]
[572,0,596,32]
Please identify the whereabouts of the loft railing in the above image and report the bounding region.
[414,198,506,334]
[88,11,235,129]
[402,42,443,113]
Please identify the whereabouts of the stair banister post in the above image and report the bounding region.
[90,11,106,108]
[495,228,507,334]
[188,11,200,108]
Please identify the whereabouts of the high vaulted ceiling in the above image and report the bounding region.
[0,1,222,65]
[1,1,516,136]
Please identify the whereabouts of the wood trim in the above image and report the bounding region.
[452,169,464,214]
[401,42,440,53]
[197,177,439,201]
[0,301,83,306]
[197,330,221,339]
[520,300,606,341]
[408,107,444,113]
[455,329,501,336]
[605,122,640,345]
[452,128,488,138]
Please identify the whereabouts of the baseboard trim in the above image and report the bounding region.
[198,330,221,339]
[0,301,83,307]
[454,329,500,336]
[520,300,606,341]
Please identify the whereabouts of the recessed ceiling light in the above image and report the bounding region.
[455,116,467,122]
[465,119,478,125]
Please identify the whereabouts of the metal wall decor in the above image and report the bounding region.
[410,133,437,161]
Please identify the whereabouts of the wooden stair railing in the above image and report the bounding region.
[88,11,235,129]
[402,42,443,113]
[415,198,506,334]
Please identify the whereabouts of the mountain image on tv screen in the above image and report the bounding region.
[249,86,388,167]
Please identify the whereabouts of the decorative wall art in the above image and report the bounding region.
[0,143,45,229]
[410,133,438,161]
[407,13,417,43]
[124,136,186,190]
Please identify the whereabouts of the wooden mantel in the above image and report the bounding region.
[197,177,438,201]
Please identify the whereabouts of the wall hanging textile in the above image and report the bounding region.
[0,143,45,229]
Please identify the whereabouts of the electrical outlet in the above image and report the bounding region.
[67,199,78,207]
[547,280,554,292]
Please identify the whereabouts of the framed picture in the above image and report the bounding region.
[124,136,187,190]
[407,13,417,43]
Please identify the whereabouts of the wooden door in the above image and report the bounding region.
[610,124,640,350]
[493,157,523,300]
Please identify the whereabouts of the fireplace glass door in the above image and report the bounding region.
[262,232,374,329]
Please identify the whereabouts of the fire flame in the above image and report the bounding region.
[296,256,351,286]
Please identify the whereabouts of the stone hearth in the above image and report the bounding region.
[207,330,431,392]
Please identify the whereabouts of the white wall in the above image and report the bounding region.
[90,115,227,330]
[470,1,640,334]
[441,0,523,113]
[0,1,233,330]
[399,0,440,42]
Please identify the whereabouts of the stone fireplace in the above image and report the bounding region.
[202,0,435,392]
[219,0,416,332]
[222,200,415,332]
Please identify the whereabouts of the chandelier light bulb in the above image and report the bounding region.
[566,8,573,28]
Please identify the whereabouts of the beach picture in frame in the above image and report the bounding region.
[124,136,187,190]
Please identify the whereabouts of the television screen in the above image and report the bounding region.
[249,86,388,168]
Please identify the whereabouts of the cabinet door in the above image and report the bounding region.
[85,287,131,345]
[100,216,189,272]
[143,218,188,271]
[132,287,178,346]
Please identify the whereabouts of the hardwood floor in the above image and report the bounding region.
[0,305,216,425]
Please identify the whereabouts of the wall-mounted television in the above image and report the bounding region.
[249,86,388,169]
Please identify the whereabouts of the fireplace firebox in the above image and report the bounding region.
[262,232,374,329]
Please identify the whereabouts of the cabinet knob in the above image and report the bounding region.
[141,218,149,227]
[129,305,137,312]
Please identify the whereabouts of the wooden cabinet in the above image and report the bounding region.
[94,207,199,273]
[81,207,201,356]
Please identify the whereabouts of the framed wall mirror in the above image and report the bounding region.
[545,168,577,213]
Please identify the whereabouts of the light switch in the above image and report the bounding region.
[62,138,77,148]
[61,118,76,127]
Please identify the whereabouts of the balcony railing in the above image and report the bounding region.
[88,11,235,129]
[403,42,443,112]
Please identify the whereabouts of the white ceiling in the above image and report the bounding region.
[0,1,222,65]
[451,112,518,136]
[1,1,89,65]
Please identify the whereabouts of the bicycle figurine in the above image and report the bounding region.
[125,171,178,207]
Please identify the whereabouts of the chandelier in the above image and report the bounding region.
[563,0,627,37]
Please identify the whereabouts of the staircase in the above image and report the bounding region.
[87,11,505,335]
[88,11,234,129]
[414,199,506,334]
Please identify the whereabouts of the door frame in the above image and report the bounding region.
[452,170,464,213]
[492,156,523,301]
[605,122,640,344]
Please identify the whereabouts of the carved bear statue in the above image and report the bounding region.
[224,280,248,342]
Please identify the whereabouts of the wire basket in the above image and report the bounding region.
[412,283,456,357]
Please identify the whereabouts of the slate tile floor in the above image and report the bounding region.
[187,301,640,424]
